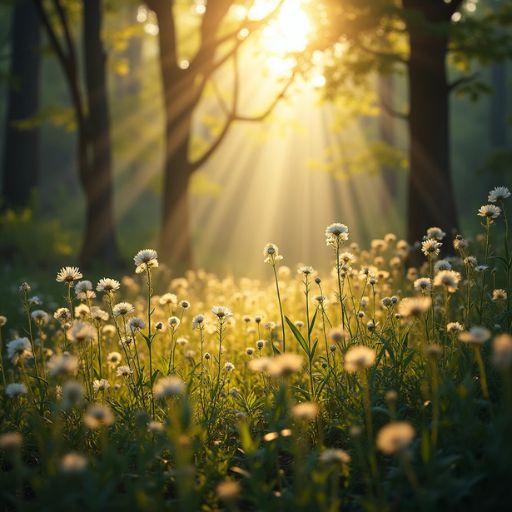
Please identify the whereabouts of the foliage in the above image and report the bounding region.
[0,187,511,510]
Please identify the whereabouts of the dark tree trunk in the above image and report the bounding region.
[378,73,398,216]
[80,0,119,267]
[1,0,41,210]
[405,0,458,244]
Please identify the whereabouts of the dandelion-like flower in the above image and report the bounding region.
[66,321,95,343]
[319,448,351,465]
[83,403,115,429]
[60,453,88,474]
[61,381,84,409]
[128,317,145,331]
[292,402,319,421]
[414,277,432,293]
[192,314,205,329]
[263,243,283,264]
[344,346,376,373]
[421,238,442,257]
[112,302,135,317]
[93,379,110,393]
[325,223,349,246]
[224,361,235,372]
[478,204,501,221]
[107,352,122,366]
[267,353,304,377]
[398,296,432,318]
[7,337,32,364]
[447,321,464,334]
[56,266,83,284]
[153,376,186,399]
[134,249,158,274]
[116,365,133,377]
[458,326,491,345]
[6,383,28,398]
[159,292,177,305]
[96,278,120,294]
[211,305,232,319]
[433,270,462,293]
[54,307,71,322]
[492,289,507,302]
[426,227,446,241]
[488,186,510,203]
[376,421,415,454]
[48,354,78,377]
[75,280,95,300]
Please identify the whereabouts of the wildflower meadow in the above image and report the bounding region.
[1,186,511,511]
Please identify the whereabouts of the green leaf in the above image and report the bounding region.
[285,316,310,356]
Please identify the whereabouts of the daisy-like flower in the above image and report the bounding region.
[116,365,133,377]
[434,259,452,272]
[453,235,468,251]
[192,314,205,329]
[6,383,28,398]
[297,265,314,276]
[179,300,190,309]
[0,315,6,327]
[344,346,376,373]
[6,337,32,364]
[433,270,462,293]
[107,352,122,366]
[488,186,510,203]
[398,296,432,318]
[458,326,491,345]
[96,278,120,294]
[128,317,145,331]
[263,243,283,264]
[134,249,158,274]
[48,354,78,377]
[54,307,71,323]
[325,223,349,246]
[478,204,501,221]
[211,305,233,319]
[159,292,177,305]
[91,307,109,322]
[112,302,135,317]
[421,238,442,257]
[0,432,23,450]
[31,309,49,324]
[292,402,319,421]
[267,353,304,377]
[75,280,95,300]
[93,379,110,393]
[67,321,95,343]
[376,421,415,454]
[447,321,464,334]
[168,316,180,328]
[492,289,508,301]
[153,376,186,399]
[61,381,84,409]
[414,277,432,293]
[492,334,512,369]
[56,266,83,284]
[83,403,115,429]
[426,227,446,241]
[224,361,235,372]
[319,448,351,465]
[74,304,90,319]
[60,453,88,474]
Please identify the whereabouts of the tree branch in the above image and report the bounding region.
[380,99,409,120]
[448,72,479,92]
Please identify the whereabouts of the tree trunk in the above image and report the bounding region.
[406,3,458,245]
[1,0,41,210]
[80,0,119,267]
[378,73,398,216]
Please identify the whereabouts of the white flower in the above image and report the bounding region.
[458,326,491,345]
[60,453,88,474]
[83,403,115,429]
[168,316,181,328]
[54,308,71,322]
[192,314,205,329]
[421,238,442,257]
[7,337,32,363]
[112,302,135,317]
[447,321,464,334]
[93,379,110,393]
[325,223,349,246]
[75,280,94,300]
[376,422,415,454]
[153,376,186,399]
[320,448,351,465]
[107,352,122,366]
[96,278,120,293]
[488,186,510,203]
[413,277,432,293]
[224,361,235,372]
[128,317,145,331]
[492,289,507,301]
[6,383,28,398]
[116,365,133,377]
[344,346,376,373]
[67,321,95,343]
[292,402,319,421]
[426,227,446,241]
[134,249,158,273]
[31,309,49,324]
[478,204,501,220]
[159,293,177,305]
[263,243,283,264]
[398,296,432,318]
[56,266,83,283]
[434,259,452,272]
[48,354,79,377]
[211,305,233,319]
[267,353,304,377]
[91,307,109,322]
[61,381,84,409]
[433,270,462,293]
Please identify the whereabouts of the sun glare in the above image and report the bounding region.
[245,0,313,75]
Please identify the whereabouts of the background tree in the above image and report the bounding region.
[33,0,119,266]
[1,0,41,210]
[318,0,512,244]
[146,0,291,268]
